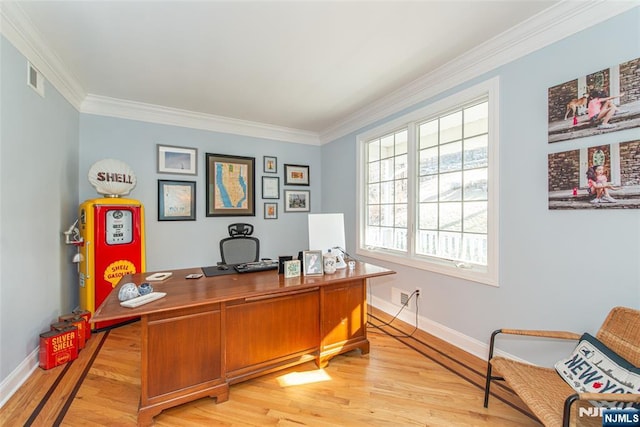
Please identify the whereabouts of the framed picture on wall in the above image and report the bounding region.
[205,153,255,217]
[264,202,278,219]
[284,164,309,186]
[547,140,640,210]
[157,144,197,175]
[546,56,639,144]
[264,156,277,173]
[262,176,279,199]
[284,190,310,212]
[158,180,196,221]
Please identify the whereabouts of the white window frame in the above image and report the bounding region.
[356,78,499,286]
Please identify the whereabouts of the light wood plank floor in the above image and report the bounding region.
[1,307,540,426]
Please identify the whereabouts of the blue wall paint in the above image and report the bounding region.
[1,36,80,380]
[322,9,640,365]
[2,7,639,395]
[79,115,322,271]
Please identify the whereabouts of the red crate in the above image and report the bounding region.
[72,309,91,341]
[52,319,86,350]
[58,311,91,345]
[39,326,78,370]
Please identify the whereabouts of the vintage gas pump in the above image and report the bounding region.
[67,159,145,330]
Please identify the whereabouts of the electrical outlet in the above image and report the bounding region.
[391,287,420,307]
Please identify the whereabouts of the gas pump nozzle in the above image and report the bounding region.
[63,219,84,246]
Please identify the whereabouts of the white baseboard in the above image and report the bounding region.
[370,295,528,364]
[0,347,39,408]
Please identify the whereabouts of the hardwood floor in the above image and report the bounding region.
[1,307,540,426]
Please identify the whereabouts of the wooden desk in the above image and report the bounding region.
[92,262,394,426]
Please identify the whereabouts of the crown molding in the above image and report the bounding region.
[0,2,86,110]
[1,2,319,145]
[3,1,636,145]
[82,94,321,145]
[319,1,639,144]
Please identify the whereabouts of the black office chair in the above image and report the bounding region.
[219,223,260,265]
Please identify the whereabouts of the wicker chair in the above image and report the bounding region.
[483,306,640,427]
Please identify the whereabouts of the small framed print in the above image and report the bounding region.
[284,259,301,278]
[303,250,323,276]
[157,144,197,175]
[264,202,278,219]
[158,180,196,221]
[264,156,277,173]
[262,176,280,199]
[284,190,310,212]
[284,164,309,186]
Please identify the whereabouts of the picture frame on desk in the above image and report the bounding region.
[206,153,255,217]
[158,180,196,221]
[284,259,301,278]
[157,144,197,175]
[302,250,323,276]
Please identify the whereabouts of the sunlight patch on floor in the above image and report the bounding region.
[276,369,332,387]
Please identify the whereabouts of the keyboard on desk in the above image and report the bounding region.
[234,261,278,273]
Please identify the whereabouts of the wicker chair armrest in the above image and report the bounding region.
[577,392,640,403]
[500,329,582,340]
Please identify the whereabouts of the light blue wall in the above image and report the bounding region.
[323,8,640,365]
[79,115,322,271]
[0,36,80,381]
[2,6,639,400]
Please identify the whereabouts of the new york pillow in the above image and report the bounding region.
[555,333,640,407]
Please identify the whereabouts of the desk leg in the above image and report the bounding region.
[137,407,157,427]
[316,338,370,368]
[137,383,229,426]
[359,339,370,355]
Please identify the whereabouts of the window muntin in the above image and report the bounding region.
[416,100,488,266]
[357,78,498,286]
[365,129,408,252]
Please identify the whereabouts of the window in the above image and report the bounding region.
[357,78,499,286]
[365,129,408,252]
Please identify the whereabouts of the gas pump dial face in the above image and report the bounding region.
[105,209,133,245]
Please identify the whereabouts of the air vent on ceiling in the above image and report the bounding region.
[27,61,45,97]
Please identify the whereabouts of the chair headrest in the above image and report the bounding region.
[228,223,254,237]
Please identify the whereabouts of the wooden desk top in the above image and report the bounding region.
[92,262,394,323]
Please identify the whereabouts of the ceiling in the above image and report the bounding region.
[5,1,570,139]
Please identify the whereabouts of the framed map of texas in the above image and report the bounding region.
[206,153,255,217]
